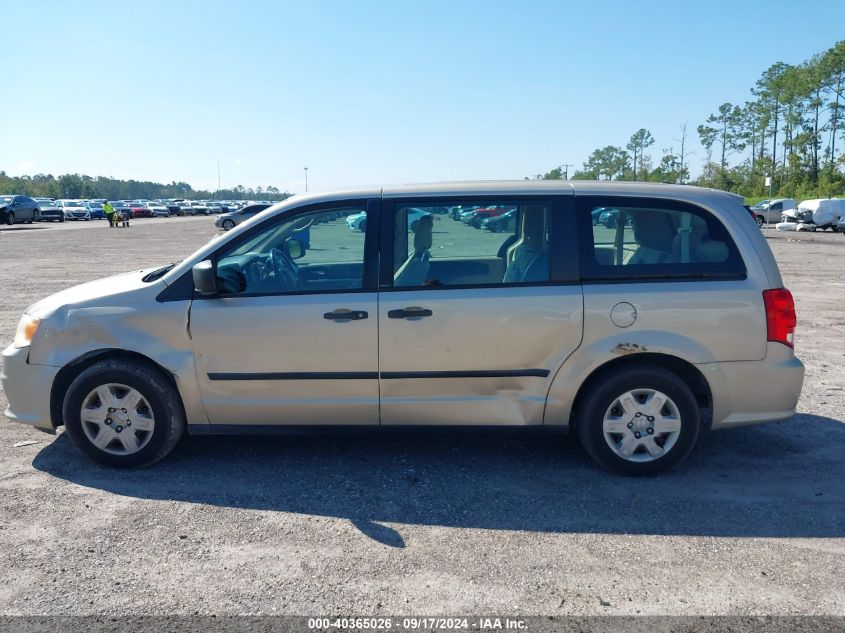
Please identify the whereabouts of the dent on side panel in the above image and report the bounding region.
[30,301,209,426]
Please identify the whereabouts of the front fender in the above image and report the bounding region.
[31,301,208,426]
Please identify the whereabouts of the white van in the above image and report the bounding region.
[782,199,845,231]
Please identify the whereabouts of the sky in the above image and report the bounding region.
[2,0,844,195]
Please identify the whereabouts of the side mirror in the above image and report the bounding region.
[192,260,217,295]
[287,238,306,259]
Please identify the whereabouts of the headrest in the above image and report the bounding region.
[632,211,674,252]
[413,215,433,251]
[520,206,546,245]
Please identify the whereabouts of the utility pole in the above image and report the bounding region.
[304,167,309,193]
[562,163,573,180]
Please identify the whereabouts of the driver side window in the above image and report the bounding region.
[215,204,368,295]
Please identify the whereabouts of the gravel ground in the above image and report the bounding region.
[0,217,843,617]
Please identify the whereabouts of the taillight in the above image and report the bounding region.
[763,288,796,349]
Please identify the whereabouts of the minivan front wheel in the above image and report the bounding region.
[62,359,185,467]
[577,365,700,474]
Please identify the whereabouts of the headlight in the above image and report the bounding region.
[13,314,41,349]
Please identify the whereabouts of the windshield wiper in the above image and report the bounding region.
[142,262,180,282]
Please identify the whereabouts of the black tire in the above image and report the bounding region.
[33,210,41,222]
[59,216,65,223]
[359,220,367,232]
[755,215,764,227]
[576,364,701,475]
[222,219,235,230]
[62,359,185,467]
[6,211,14,225]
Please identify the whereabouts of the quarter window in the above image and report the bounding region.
[391,201,551,288]
[581,198,745,279]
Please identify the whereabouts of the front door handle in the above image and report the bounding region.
[324,309,368,321]
[387,306,433,319]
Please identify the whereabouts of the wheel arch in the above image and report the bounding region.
[563,352,713,432]
[49,349,184,430]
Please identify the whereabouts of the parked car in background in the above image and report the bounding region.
[178,202,196,216]
[450,205,480,220]
[127,202,153,218]
[598,208,632,228]
[205,203,224,214]
[35,198,64,222]
[346,211,368,232]
[161,201,183,216]
[754,198,796,224]
[471,206,515,228]
[215,203,271,230]
[482,208,518,232]
[83,202,106,220]
[56,200,90,221]
[144,202,170,217]
[837,215,845,234]
[189,202,210,216]
[0,195,40,224]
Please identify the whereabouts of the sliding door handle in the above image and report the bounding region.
[387,306,433,319]
[324,309,368,321]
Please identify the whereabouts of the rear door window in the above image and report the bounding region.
[388,200,552,288]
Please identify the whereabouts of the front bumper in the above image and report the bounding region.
[1,345,60,433]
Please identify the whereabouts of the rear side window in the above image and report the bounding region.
[578,197,746,280]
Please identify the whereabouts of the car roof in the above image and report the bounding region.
[282,181,742,208]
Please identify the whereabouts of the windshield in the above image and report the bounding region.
[87,203,103,209]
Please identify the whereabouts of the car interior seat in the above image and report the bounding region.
[628,210,675,265]
[504,205,549,282]
[394,214,433,286]
[672,214,729,263]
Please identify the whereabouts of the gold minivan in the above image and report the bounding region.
[2,182,804,474]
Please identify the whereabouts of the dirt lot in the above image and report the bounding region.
[0,217,843,617]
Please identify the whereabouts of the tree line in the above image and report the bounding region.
[531,40,845,200]
[0,171,291,202]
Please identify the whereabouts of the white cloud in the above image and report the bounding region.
[17,160,37,173]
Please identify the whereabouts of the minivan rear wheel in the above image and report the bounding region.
[577,365,700,474]
[62,359,185,467]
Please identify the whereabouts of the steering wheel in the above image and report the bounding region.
[270,246,300,290]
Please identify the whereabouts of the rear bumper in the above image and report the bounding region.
[1,345,59,433]
[701,343,805,429]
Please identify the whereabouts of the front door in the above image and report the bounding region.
[378,195,583,426]
[190,199,381,426]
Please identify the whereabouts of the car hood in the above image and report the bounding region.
[26,269,159,319]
